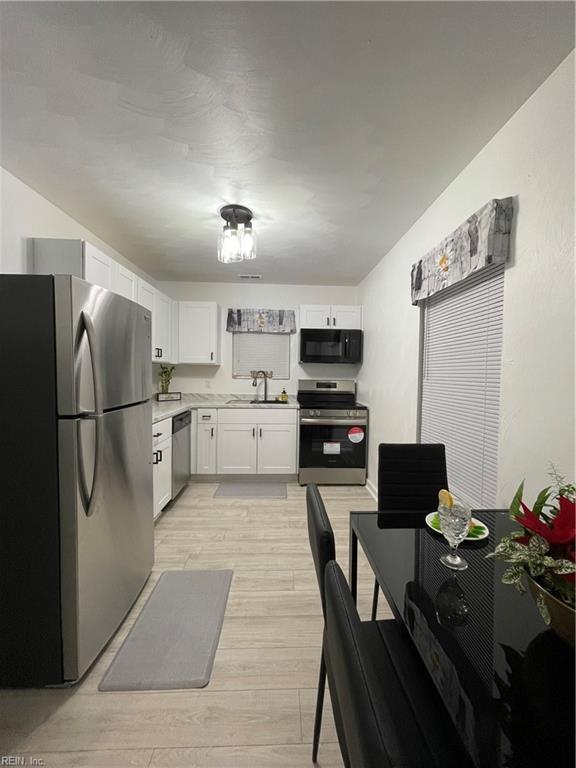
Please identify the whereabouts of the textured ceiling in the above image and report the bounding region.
[0,2,573,284]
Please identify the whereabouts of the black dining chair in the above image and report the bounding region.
[372,443,448,619]
[323,560,392,768]
[323,560,471,768]
[306,482,339,763]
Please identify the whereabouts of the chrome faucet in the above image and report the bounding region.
[251,370,273,401]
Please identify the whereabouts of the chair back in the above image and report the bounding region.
[324,561,393,768]
[378,443,448,511]
[306,483,335,619]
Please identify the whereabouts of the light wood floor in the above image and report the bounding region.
[0,482,386,767]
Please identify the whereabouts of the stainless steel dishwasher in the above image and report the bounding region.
[172,411,191,499]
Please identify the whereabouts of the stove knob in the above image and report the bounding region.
[308,410,315,417]
[315,410,321,417]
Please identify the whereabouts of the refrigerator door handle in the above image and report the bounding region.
[77,414,102,517]
[79,310,103,417]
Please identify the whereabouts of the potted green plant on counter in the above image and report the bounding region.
[157,365,180,401]
[488,469,575,646]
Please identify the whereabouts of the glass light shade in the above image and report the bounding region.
[217,225,243,263]
[240,225,257,260]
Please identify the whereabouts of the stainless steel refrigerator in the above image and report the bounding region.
[0,275,154,686]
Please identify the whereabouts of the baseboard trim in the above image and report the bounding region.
[190,474,298,483]
[366,478,378,502]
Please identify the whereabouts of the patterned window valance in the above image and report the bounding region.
[410,197,513,304]
[226,308,297,334]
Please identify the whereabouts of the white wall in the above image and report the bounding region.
[0,168,150,280]
[159,281,360,396]
[357,53,574,505]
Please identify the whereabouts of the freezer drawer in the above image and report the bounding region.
[58,400,154,682]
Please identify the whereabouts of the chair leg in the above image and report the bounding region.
[312,650,327,763]
[371,578,379,621]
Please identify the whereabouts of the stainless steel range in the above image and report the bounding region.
[297,379,368,485]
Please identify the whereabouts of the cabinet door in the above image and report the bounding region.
[170,300,179,364]
[155,293,172,362]
[84,243,112,290]
[299,304,331,329]
[179,302,220,364]
[153,437,172,518]
[257,424,297,474]
[331,305,362,330]
[112,263,137,301]
[138,279,156,360]
[217,423,257,474]
[196,423,217,474]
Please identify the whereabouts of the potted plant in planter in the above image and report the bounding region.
[157,365,180,401]
[488,470,575,646]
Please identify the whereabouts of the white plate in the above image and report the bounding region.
[425,512,489,541]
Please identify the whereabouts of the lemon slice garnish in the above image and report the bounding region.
[438,489,454,508]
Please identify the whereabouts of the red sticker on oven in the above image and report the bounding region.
[347,427,364,443]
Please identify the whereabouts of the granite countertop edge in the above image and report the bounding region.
[152,394,299,422]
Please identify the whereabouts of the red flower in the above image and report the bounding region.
[514,496,576,545]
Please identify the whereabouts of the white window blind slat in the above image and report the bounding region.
[232,332,290,379]
[420,264,504,507]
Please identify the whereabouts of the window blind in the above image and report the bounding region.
[232,332,290,379]
[420,264,504,507]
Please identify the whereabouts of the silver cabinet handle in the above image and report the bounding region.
[332,317,336,326]
[210,351,214,361]
[153,432,162,438]
[259,427,262,438]
[326,316,330,326]
[252,427,255,438]
[157,449,163,462]
[152,451,159,465]
[210,427,214,438]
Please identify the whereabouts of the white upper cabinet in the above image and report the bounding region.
[179,302,221,365]
[299,304,333,329]
[137,279,156,359]
[171,300,180,365]
[137,279,174,363]
[112,262,137,301]
[154,292,172,362]
[299,304,362,330]
[83,243,112,290]
[138,279,155,314]
[331,305,362,330]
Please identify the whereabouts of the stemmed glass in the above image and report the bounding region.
[438,500,471,570]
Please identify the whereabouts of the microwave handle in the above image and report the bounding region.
[344,334,348,358]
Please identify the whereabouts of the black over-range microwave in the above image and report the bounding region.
[299,329,363,364]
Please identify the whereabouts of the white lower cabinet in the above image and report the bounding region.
[217,424,258,474]
[197,422,217,474]
[211,409,297,476]
[153,418,173,519]
[257,424,297,474]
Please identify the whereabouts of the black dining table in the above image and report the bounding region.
[349,510,575,768]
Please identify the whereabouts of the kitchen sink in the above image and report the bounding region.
[250,399,289,404]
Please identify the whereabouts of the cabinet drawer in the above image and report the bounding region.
[152,418,172,446]
[218,407,297,425]
[198,408,218,424]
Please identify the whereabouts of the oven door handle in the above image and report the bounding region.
[300,418,367,426]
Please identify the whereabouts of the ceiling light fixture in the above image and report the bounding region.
[217,204,256,264]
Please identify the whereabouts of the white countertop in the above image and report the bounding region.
[152,393,299,423]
